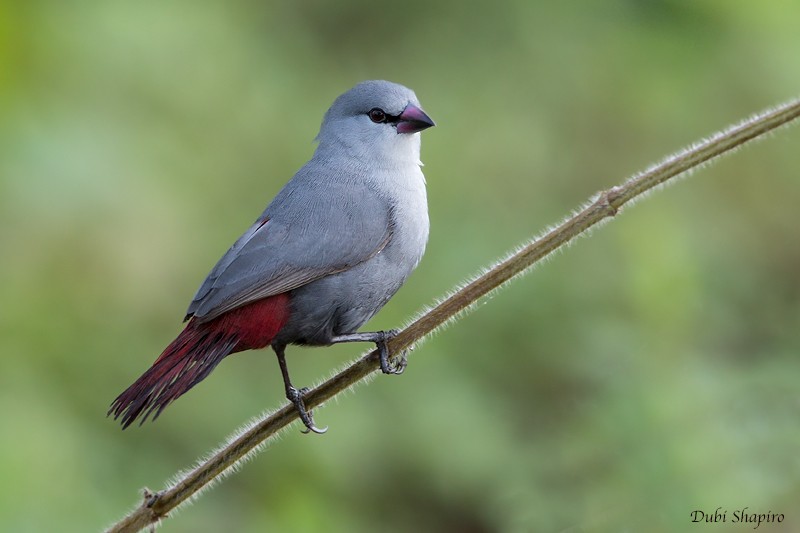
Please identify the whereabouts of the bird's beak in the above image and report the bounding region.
[396,103,435,134]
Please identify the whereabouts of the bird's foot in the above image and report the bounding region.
[376,329,407,375]
[286,386,327,434]
[328,329,409,374]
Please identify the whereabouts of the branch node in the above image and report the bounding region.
[142,488,168,523]
[596,186,622,217]
[143,489,157,507]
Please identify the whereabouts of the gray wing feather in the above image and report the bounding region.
[186,175,392,322]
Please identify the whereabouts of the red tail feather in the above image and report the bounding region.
[109,293,290,428]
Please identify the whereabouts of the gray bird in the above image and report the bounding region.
[109,80,435,433]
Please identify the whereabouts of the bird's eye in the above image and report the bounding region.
[368,108,387,123]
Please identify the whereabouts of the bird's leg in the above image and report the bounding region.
[330,329,407,375]
[272,342,327,434]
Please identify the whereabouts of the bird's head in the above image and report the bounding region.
[315,80,435,165]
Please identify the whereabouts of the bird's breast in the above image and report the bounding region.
[381,167,430,269]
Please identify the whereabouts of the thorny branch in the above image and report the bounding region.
[106,97,800,532]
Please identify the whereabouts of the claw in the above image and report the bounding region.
[300,421,328,435]
[377,330,406,375]
[299,410,328,434]
[390,350,408,374]
[287,387,328,434]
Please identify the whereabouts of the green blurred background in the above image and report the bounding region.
[1,2,799,532]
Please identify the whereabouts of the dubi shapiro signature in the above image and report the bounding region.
[691,507,784,529]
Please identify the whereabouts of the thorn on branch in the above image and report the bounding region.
[143,488,168,524]
[143,488,158,507]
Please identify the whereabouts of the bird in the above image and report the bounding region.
[108,80,435,433]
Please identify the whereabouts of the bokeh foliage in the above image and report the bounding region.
[1,2,798,532]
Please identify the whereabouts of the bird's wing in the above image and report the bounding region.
[186,179,393,322]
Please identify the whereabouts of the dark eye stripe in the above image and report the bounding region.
[368,108,387,123]
[368,108,403,125]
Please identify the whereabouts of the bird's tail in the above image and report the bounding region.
[108,294,291,429]
[108,319,239,428]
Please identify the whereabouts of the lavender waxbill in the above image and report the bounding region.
[109,80,435,433]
